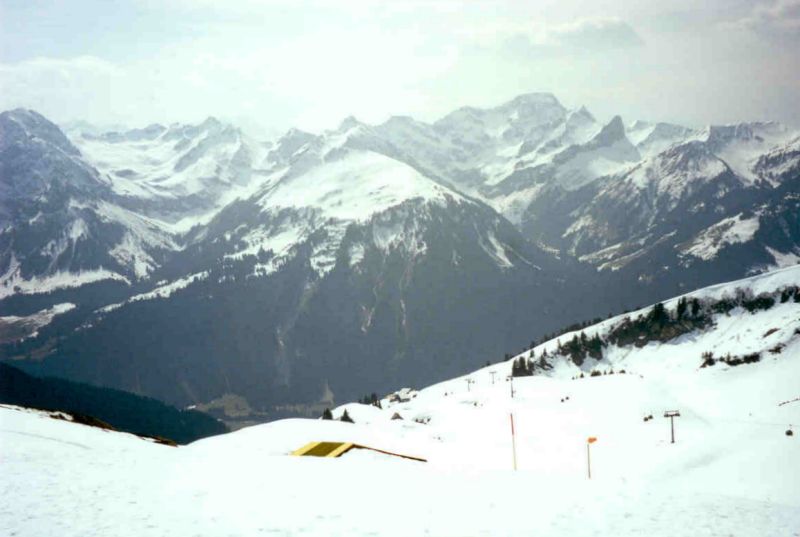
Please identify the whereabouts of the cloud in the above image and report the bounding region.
[0,24,460,133]
[729,0,800,38]
[0,57,129,122]
[548,18,645,50]
[493,17,644,60]
[1,2,797,133]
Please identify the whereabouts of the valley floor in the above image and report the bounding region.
[2,346,799,536]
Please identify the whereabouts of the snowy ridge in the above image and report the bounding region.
[679,212,761,261]
[98,272,209,313]
[75,119,257,200]
[0,254,129,299]
[626,121,697,158]
[754,135,800,186]
[0,303,75,342]
[257,151,465,222]
[493,263,800,376]
[548,116,641,191]
[529,115,798,273]
[623,141,728,201]
[766,246,800,270]
[703,122,794,184]
[72,119,272,233]
[217,145,473,277]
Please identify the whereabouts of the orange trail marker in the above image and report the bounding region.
[586,436,597,478]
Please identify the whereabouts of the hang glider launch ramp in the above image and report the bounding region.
[291,441,426,462]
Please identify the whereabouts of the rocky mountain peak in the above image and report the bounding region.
[591,115,627,146]
[0,108,81,156]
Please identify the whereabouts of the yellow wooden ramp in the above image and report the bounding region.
[291,441,356,458]
[291,441,426,462]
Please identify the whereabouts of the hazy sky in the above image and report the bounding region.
[1,0,798,135]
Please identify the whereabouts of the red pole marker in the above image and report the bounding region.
[510,413,518,471]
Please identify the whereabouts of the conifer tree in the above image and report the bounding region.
[691,298,701,317]
[650,302,667,325]
[676,297,687,318]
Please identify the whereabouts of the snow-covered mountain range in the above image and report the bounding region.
[1,93,798,418]
[3,265,799,536]
[4,94,798,295]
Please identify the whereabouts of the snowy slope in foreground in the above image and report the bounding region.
[2,267,800,536]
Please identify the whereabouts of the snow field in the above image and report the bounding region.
[3,348,799,536]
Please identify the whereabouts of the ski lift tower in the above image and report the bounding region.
[664,410,681,444]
